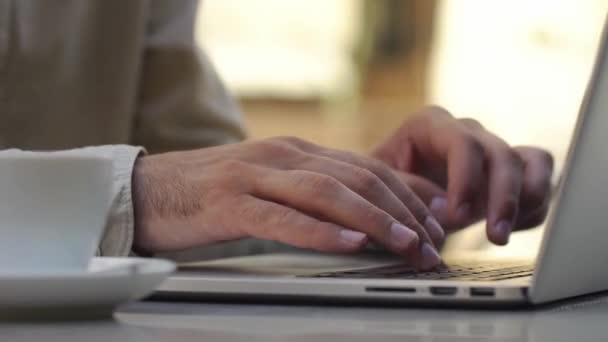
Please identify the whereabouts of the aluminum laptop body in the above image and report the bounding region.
[156,17,608,306]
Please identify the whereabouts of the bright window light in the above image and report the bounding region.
[196,0,362,98]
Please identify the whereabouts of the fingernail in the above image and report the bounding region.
[390,223,419,250]
[429,197,448,222]
[429,197,447,220]
[494,220,512,244]
[425,216,445,244]
[339,230,367,246]
[456,202,471,221]
[420,242,442,270]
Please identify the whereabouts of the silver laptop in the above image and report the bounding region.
[156,17,608,306]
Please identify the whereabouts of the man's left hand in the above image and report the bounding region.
[373,106,554,245]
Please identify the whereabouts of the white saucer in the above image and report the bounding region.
[0,257,175,320]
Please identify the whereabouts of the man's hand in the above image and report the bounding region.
[373,106,554,245]
[132,137,444,270]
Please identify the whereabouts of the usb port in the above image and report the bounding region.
[470,287,495,297]
[430,286,457,296]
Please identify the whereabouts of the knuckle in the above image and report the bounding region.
[506,149,525,171]
[329,149,359,165]
[260,137,296,155]
[293,171,341,194]
[459,117,484,130]
[336,151,392,182]
[461,135,485,156]
[352,167,383,193]
[357,155,393,181]
[284,170,311,188]
[368,159,392,178]
[269,209,306,242]
[314,174,341,191]
[273,208,300,227]
[539,150,555,169]
[239,202,271,227]
[215,160,260,191]
[273,136,310,149]
[425,105,453,118]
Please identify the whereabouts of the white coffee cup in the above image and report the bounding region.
[0,153,113,273]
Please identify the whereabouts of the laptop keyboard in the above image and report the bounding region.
[305,261,534,281]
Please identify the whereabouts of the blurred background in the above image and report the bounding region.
[196,0,608,257]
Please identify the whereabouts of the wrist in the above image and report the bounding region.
[131,156,158,255]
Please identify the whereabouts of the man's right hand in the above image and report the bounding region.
[131,137,444,270]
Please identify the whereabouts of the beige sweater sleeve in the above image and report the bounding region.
[132,0,246,154]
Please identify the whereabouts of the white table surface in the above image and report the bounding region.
[2,293,608,342]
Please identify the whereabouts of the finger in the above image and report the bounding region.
[474,133,525,245]
[402,108,487,226]
[417,116,491,231]
[319,150,442,244]
[459,117,485,131]
[393,171,454,232]
[296,156,445,249]
[236,196,369,253]
[444,133,486,225]
[313,150,444,269]
[393,160,490,233]
[281,141,443,269]
[253,169,428,261]
[513,146,554,230]
[395,172,454,248]
[515,203,550,229]
[394,171,446,206]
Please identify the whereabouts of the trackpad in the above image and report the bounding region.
[178,252,400,276]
